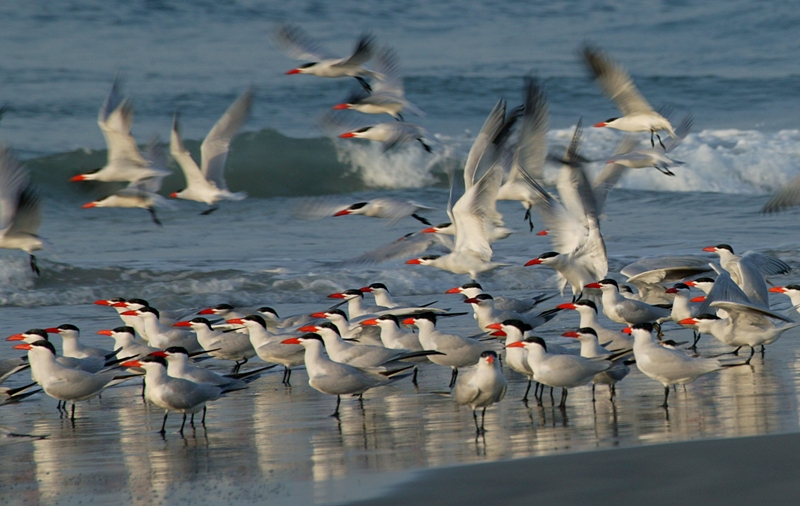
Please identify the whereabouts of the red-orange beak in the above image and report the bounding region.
[172,321,192,327]
[584,282,602,289]
[401,318,415,325]
[226,318,244,324]
[339,132,356,138]
[561,331,580,338]
[6,334,24,341]
[405,258,422,264]
[690,296,706,303]
[678,318,698,326]
[505,342,524,348]
[96,330,113,336]
[489,330,506,337]
[285,68,301,75]
[298,325,319,333]
[445,287,461,294]
[120,310,139,316]
[702,246,717,252]
[361,318,378,326]
[524,258,543,266]
[309,312,328,319]
[556,303,577,310]
[593,121,607,127]
[486,323,503,330]
[120,360,142,368]
[69,174,86,182]
[198,308,216,315]
[622,327,632,334]
[281,337,301,344]
[82,202,97,209]
[13,343,32,350]
[769,287,787,293]
[332,103,351,110]
[327,292,345,299]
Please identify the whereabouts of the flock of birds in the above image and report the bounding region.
[3,24,800,437]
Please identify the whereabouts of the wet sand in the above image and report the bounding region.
[348,432,800,506]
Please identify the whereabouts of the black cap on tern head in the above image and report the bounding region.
[347,202,368,210]
[539,251,560,260]
[715,244,733,253]
[243,315,267,328]
[523,336,547,352]
[599,278,619,288]
[165,346,189,356]
[112,326,135,334]
[128,298,150,307]
[299,333,324,344]
[56,324,79,332]
[575,300,598,313]
[140,306,160,318]
[31,340,57,355]
[696,313,722,321]
[461,282,482,290]
[502,319,532,333]
[211,303,234,311]
[631,322,654,332]
[140,355,168,367]
[578,327,598,337]
[318,321,341,335]
[377,314,399,325]
[25,329,49,339]
[368,283,388,291]
[694,277,715,284]
[189,317,213,329]
[480,350,498,359]
[415,312,437,324]
[474,293,494,301]
[326,308,348,319]
[343,289,364,298]
[257,306,278,317]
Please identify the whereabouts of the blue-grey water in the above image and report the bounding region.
[2,1,800,505]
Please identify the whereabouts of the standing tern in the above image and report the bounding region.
[556,300,632,350]
[486,320,535,403]
[120,355,222,434]
[630,322,725,407]
[462,293,558,332]
[172,317,255,372]
[445,282,552,314]
[583,45,677,148]
[13,340,131,420]
[585,279,671,325]
[227,315,304,385]
[0,143,43,275]
[562,327,630,401]
[452,350,507,435]
[158,347,274,391]
[275,24,377,91]
[44,324,113,359]
[506,336,615,408]
[121,308,201,352]
[170,87,253,214]
[281,333,413,418]
[768,285,800,315]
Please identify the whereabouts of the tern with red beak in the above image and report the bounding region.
[452,350,506,435]
[562,327,630,400]
[586,279,670,325]
[583,45,677,149]
[332,198,433,226]
[445,282,551,314]
[169,88,252,215]
[280,333,412,418]
[14,340,131,420]
[122,308,201,352]
[506,336,614,408]
[462,293,558,332]
[769,285,800,314]
[45,324,113,359]
[70,78,169,184]
[121,355,222,434]
[172,317,255,373]
[487,320,535,403]
[276,24,377,92]
[630,322,724,407]
[403,313,497,387]
[702,244,790,309]
[556,300,631,350]
[228,315,304,385]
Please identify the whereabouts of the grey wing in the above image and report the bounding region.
[697,267,751,315]
[517,168,586,253]
[622,256,714,282]
[0,145,30,231]
[273,23,335,61]
[201,87,253,189]
[592,136,636,214]
[98,76,125,125]
[381,122,425,152]
[371,46,403,95]
[761,175,800,213]
[556,120,599,223]
[512,77,549,181]
[464,100,507,188]
[741,252,791,276]
[334,231,453,266]
[338,33,375,68]
[452,370,480,405]
[662,113,693,152]
[711,301,794,324]
[6,186,41,237]
[582,45,654,116]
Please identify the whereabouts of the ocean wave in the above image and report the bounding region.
[22,127,800,200]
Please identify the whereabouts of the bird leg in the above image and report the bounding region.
[549,386,555,405]
[29,255,40,276]
[661,386,670,408]
[412,366,418,386]
[524,209,534,232]
[472,410,481,434]
[609,384,616,401]
[656,133,666,150]
[159,411,169,434]
[147,208,163,227]
[760,345,766,357]
[395,113,404,122]
[592,384,596,403]
[732,346,742,356]
[558,388,569,408]
[331,396,341,418]
[200,205,219,216]
[411,213,432,226]
[70,402,76,421]
[190,413,195,427]
[354,76,371,92]
[690,331,701,350]
[449,368,458,388]
[418,139,433,153]
[179,414,187,434]
[201,405,207,425]
[141,377,146,400]
[522,378,532,403]
[745,346,755,365]
[480,407,487,434]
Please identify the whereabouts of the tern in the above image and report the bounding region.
[702,244,790,309]
[228,315,304,385]
[172,317,255,372]
[170,87,253,214]
[121,355,222,434]
[630,322,724,407]
[556,300,632,350]
[583,45,677,148]
[608,113,693,176]
[462,293,558,332]
[452,351,507,435]
[445,282,552,315]
[0,143,43,275]
[14,340,131,420]
[281,333,412,418]
[332,198,433,226]
[44,324,113,359]
[507,336,615,408]
[768,285,800,315]
[71,78,169,183]
[157,348,274,391]
[276,24,377,91]
[121,308,201,352]
[486,320,535,403]
[332,46,424,120]
[585,279,671,325]
[562,327,630,400]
